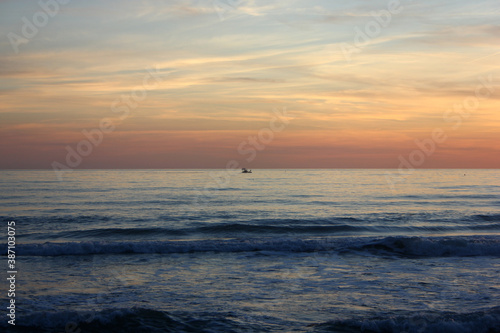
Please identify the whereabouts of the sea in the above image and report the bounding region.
[1,169,499,333]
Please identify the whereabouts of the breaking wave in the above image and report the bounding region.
[16,235,500,257]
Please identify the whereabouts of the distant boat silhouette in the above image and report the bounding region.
[241,168,252,173]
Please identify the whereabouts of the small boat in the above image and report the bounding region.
[241,168,252,173]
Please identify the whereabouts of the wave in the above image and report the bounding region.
[16,235,500,257]
[474,214,500,222]
[2,307,499,333]
[9,212,500,239]
[22,223,369,240]
[195,223,367,234]
[19,221,500,242]
[313,307,500,333]
[0,308,262,333]
[351,236,500,257]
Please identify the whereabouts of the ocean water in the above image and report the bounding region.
[1,169,500,333]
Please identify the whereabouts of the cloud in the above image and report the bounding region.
[210,77,284,83]
[409,24,500,48]
[1,0,499,168]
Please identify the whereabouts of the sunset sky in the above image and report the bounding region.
[1,0,499,169]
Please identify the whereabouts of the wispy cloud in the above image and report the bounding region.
[0,0,499,168]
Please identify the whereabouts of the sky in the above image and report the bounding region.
[0,0,499,169]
